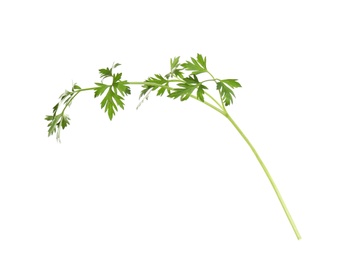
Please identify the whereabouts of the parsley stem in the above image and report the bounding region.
[190,91,301,239]
[221,109,301,240]
[61,91,80,114]
[205,71,226,110]
[190,94,225,115]
[204,92,223,110]
[128,80,183,86]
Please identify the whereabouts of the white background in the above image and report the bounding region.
[1,0,343,259]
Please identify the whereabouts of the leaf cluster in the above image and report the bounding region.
[168,75,208,102]
[139,54,241,106]
[95,64,131,120]
[181,53,207,75]
[46,54,242,141]
[216,79,242,106]
[45,63,131,141]
[45,83,79,141]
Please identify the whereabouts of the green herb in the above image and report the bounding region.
[45,54,301,240]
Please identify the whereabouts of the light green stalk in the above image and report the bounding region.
[191,91,302,240]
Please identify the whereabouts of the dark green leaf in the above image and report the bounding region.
[147,74,167,84]
[117,81,131,96]
[181,54,207,75]
[196,85,208,102]
[166,56,184,79]
[61,114,70,129]
[157,86,167,96]
[52,103,59,116]
[168,84,197,101]
[216,82,235,106]
[94,82,110,97]
[196,53,207,69]
[139,74,168,99]
[112,73,122,84]
[100,88,117,120]
[96,85,128,120]
[46,114,62,137]
[112,93,125,110]
[45,115,54,121]
[183,74,200,84]
[167,74,205,101]
[173,69,184,78]
[221,79,242,88]
[170,56,180,70]
[99,67,113,79]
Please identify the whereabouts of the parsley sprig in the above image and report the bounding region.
[45,54,301,240]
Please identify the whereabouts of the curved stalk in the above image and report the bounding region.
[221,109,301,240]
[190,92,301,239]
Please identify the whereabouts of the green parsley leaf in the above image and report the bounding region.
[45,113,70,139]
[99,63,121,80]
[99,87,119,120]
[94,82,110,97]
[168,74,203,101]
[46,114,62,137]
[157,86,167,96]
[117,80,131,96]
[168,85,197,101]
[60,114,70,129]
[181,54,207,75]
[183,74,200,84]
[94,72,130,120]
[111,73,131,96]
[170,56,180,70]
[139,74,169,99]
[52,103,59,117]
[216,81,236,106]
[221,79,242,88]
[99,67,113,79]
[150,74,168,85]
[196,84,208,102]
[112,72,122,83]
